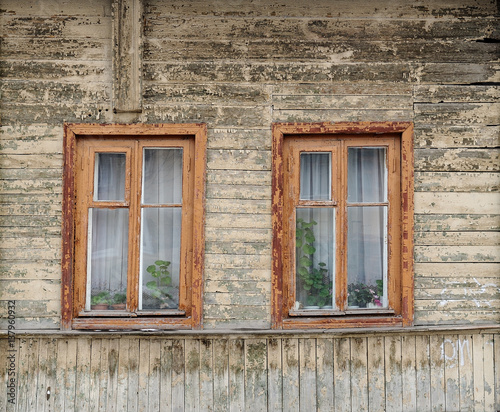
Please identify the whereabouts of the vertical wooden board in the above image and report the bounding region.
[89,339,102,411]
[200,339,214,412]
[159,340,173,412]
[228,339,245,412]
[117,338,130,412]
[45,338,57,412]
[184,339,200,412]
[483,334,495,411]
[282,338,299,412]
[267,338,282,412]
[213,339,229,412]
[350,337,368,412]
[148,340,161,412]
[244,339,267,412]
[401,335,417,412]
[107,339,120,412]
[15,338,28,412]
[458,335,474,411]
[385,336,403,412]
[171,340,185,412]
[415,335,431,410]
[494,334,500,411]
[138,339,151,412]
[333,338,351,412]
[98,339,110,412]
[128,339,140,412]
[443,335,459,412]
[429,335,445,411]
[54,339,67,412]
[473,334,485,411]
[75,338,91,411]
[26,339,40,411]
[367,336,385,412]
[316,338,334,412]
[0,338,7,412]
[299,338,316,412]
[35,339,48,412]
[65,338,78,412]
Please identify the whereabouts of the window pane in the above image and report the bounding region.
[94,153,126,201]
[140,207,181,310]
[143,148,183,204]
[347,148,386,203]
[300,152,331,201]
[347,206,387,309]
[88,208,129,310]
[295,208,335,309]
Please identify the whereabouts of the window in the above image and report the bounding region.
[62,124,207,330]
[271,122,414,329]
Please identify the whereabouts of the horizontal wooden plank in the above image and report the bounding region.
[414,214,500,231]
[0,60,111,81]
[415,172,500,192]
[204,268,270,282]
[415,231,500,246]
[203,304,269,321]
[144,84,271,104]
[205,253,271,269]
[273,109,413,123]
[0,139,62,154]
[0,179,62,194]
[0,226,61,238]
[0,215,61,227]
[415,245,499,263]
[205,280,270,294]
[0,15,112,38]
[203,199,270,214]
[415,287,499,300]
[145,0,498,19]
[144,104,271,128]
[414,310,499,325]
[415,299,500,311]
[0,103,111,125]
[206,184,271,200]
[0,299,59,317]
[415,148,499,171]
[0,246,60,261]
[0,153,62,169]
[273,94,412,110]
[0,317,60,330]
[414,125,500,148]
[415,192,500,214]
[414,62,500,84]
[415,103,500,126]
[206,213,271,229]
[414,85,500,103]
[0,80,110,105]
[272,83,413,96]
[0,168,61,179]
[205,241,270,255]
[0,0,112,16]
[0,261,61,279]
[1,37,110,60]
[205,292,268,306]
[0,279,60,300]
[206,170,270,186]
[205,228,272,243]
[207,149,271,171]
[208,128,271,150]
[415,262,499,278]
[144,61,413,84]
[416,276,499,290]
[144,17,495,42]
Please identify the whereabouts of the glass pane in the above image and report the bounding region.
[347,206,387,309]
[300,152,331,201]
[94,153,126,201]
[143,148,183,205]
[140,207,181,310]
[88,208,129,310]
[347,147,386,203]
[295,208,335,309]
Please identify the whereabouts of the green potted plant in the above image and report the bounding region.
[347,281,383,308]
[296,218,333,309]
[111,292,127,310]
[145,260,174,309]
[90,291,111,310]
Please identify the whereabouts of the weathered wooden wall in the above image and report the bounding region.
[0,330,499,411]
[0,0,499,327]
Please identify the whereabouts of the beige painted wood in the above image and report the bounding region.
[228,339,245,412]
[401,335,417,411]
[367,336,385,411]
[282,338,299,411]
[266,338,282,412]
[299,338,317,411]
[385,336,403,411]
[184,339,200,411]
[244,339,267,412]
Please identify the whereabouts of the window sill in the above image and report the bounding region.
[289,309,396,317]
[71,316,193,330]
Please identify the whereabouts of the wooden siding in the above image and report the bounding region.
[0,331,499,411]
[0,0,499,330]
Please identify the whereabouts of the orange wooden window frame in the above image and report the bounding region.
[271,122,414,329]
[62,124,207,330]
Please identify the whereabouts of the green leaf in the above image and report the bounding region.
[146,265,156,274]
[298,267,309,277]
[299,257,312,267]
[146,281,157,289]
[303,245,316,255]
